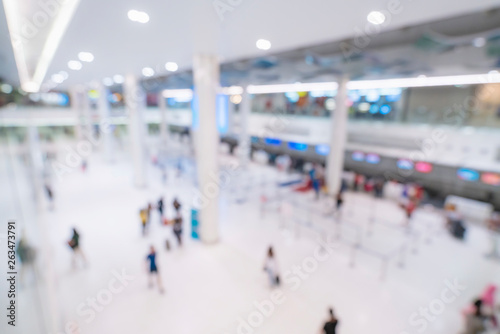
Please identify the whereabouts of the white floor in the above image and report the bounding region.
[1,144,500,334]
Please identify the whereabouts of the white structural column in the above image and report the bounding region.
[124,74,148,187]
[327,75,350,195]
[238,86,251,168]
[158,91,169,147]
[69,87,85,141]
[193,54,220,244]
[97,83,113,162]
[27,125,44,205]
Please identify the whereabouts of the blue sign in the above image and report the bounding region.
[457,168,480,181]
[265,138,282,146]
[216,94,229,134]
[191,93,199,130]
[191,209,200,239]
[288,142,308,151]
[315,144,330,156]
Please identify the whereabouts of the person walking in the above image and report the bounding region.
[173,212,183,247]
[140,208,148,236]
[147,202,153,225]
[145,246,164,294]
[462,299,486,334]
[320,308,339,334]
[44,184,54,210]
[157,197,165,224]
[68,228,87,268]
[173,198,181,213]
[263,246,280,288]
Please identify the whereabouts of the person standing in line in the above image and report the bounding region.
[17,236,36,284]
[147,202,153,225]
[140,208,148,236]
[68,228,87,268]
[172,212,183,247]
[263,246,280,288]
[320,308,339,334]
[145,246,164,294]
[335,192,344,221]
[173,198,181,213]
[462,299,486,334]
[44,184,54,210]
[157,197,165,224]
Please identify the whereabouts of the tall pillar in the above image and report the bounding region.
[27,125,44,204]
[193,54,219,244]
[158,91,169,147]
[327,75,349,195]
[69,87,85,141]
[238,86,251,168]
[97,83,113,162]
[124,74,148,187]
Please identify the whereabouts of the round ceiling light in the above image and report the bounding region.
[78,52,94,62]
[367,11,385,25]
[165,62,178,72]
[142,67,155,77]
[256,39,271,50]
[68,60,82,70]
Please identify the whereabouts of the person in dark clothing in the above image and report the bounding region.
[173,198,181,213]
[145,246,164,293]
[173,212,183,247]
[157,197,164,222]
[68,228,87,268]
[45,184,54,210]
[321,308,339,334]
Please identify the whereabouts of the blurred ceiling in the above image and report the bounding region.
[1,0,500,90]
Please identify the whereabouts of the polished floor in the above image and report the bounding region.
[1,142,499,334]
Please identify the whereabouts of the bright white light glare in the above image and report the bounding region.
[221,86,244,95]
[473,37,486,48]
[78,52,94,62]
[103,77,114,86]
[165,62,178,72]
[68,60,82,70]
[256,39,272,50]
[113,75,125,84]
[358,102,370,112]
[0,84,13,94]
[247,82,338,94]
[162,89,193,99]
[142,67,155,77]
[325,98,336,111]
[347,73,500,90]
[22,81,40,93]
[230,94,242,104]
[51,73,65,84]
[367,11,386,25]
[128,10,149,23]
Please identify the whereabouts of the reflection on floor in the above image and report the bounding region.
[2,147,499,334]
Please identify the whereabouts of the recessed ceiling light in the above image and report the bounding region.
[103,77,114,86]
[59,71,69,80]
[142,67,155,77]
[51,73,65,84]
[78,52,94,62]
[367,11,385,25]
[113,75,124,84]
[68,60,82,70]
[256,39,271,50]
[0,84,13,94]
[165,62,178,72]
[473,37,486,48]
[128,10,149,23]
